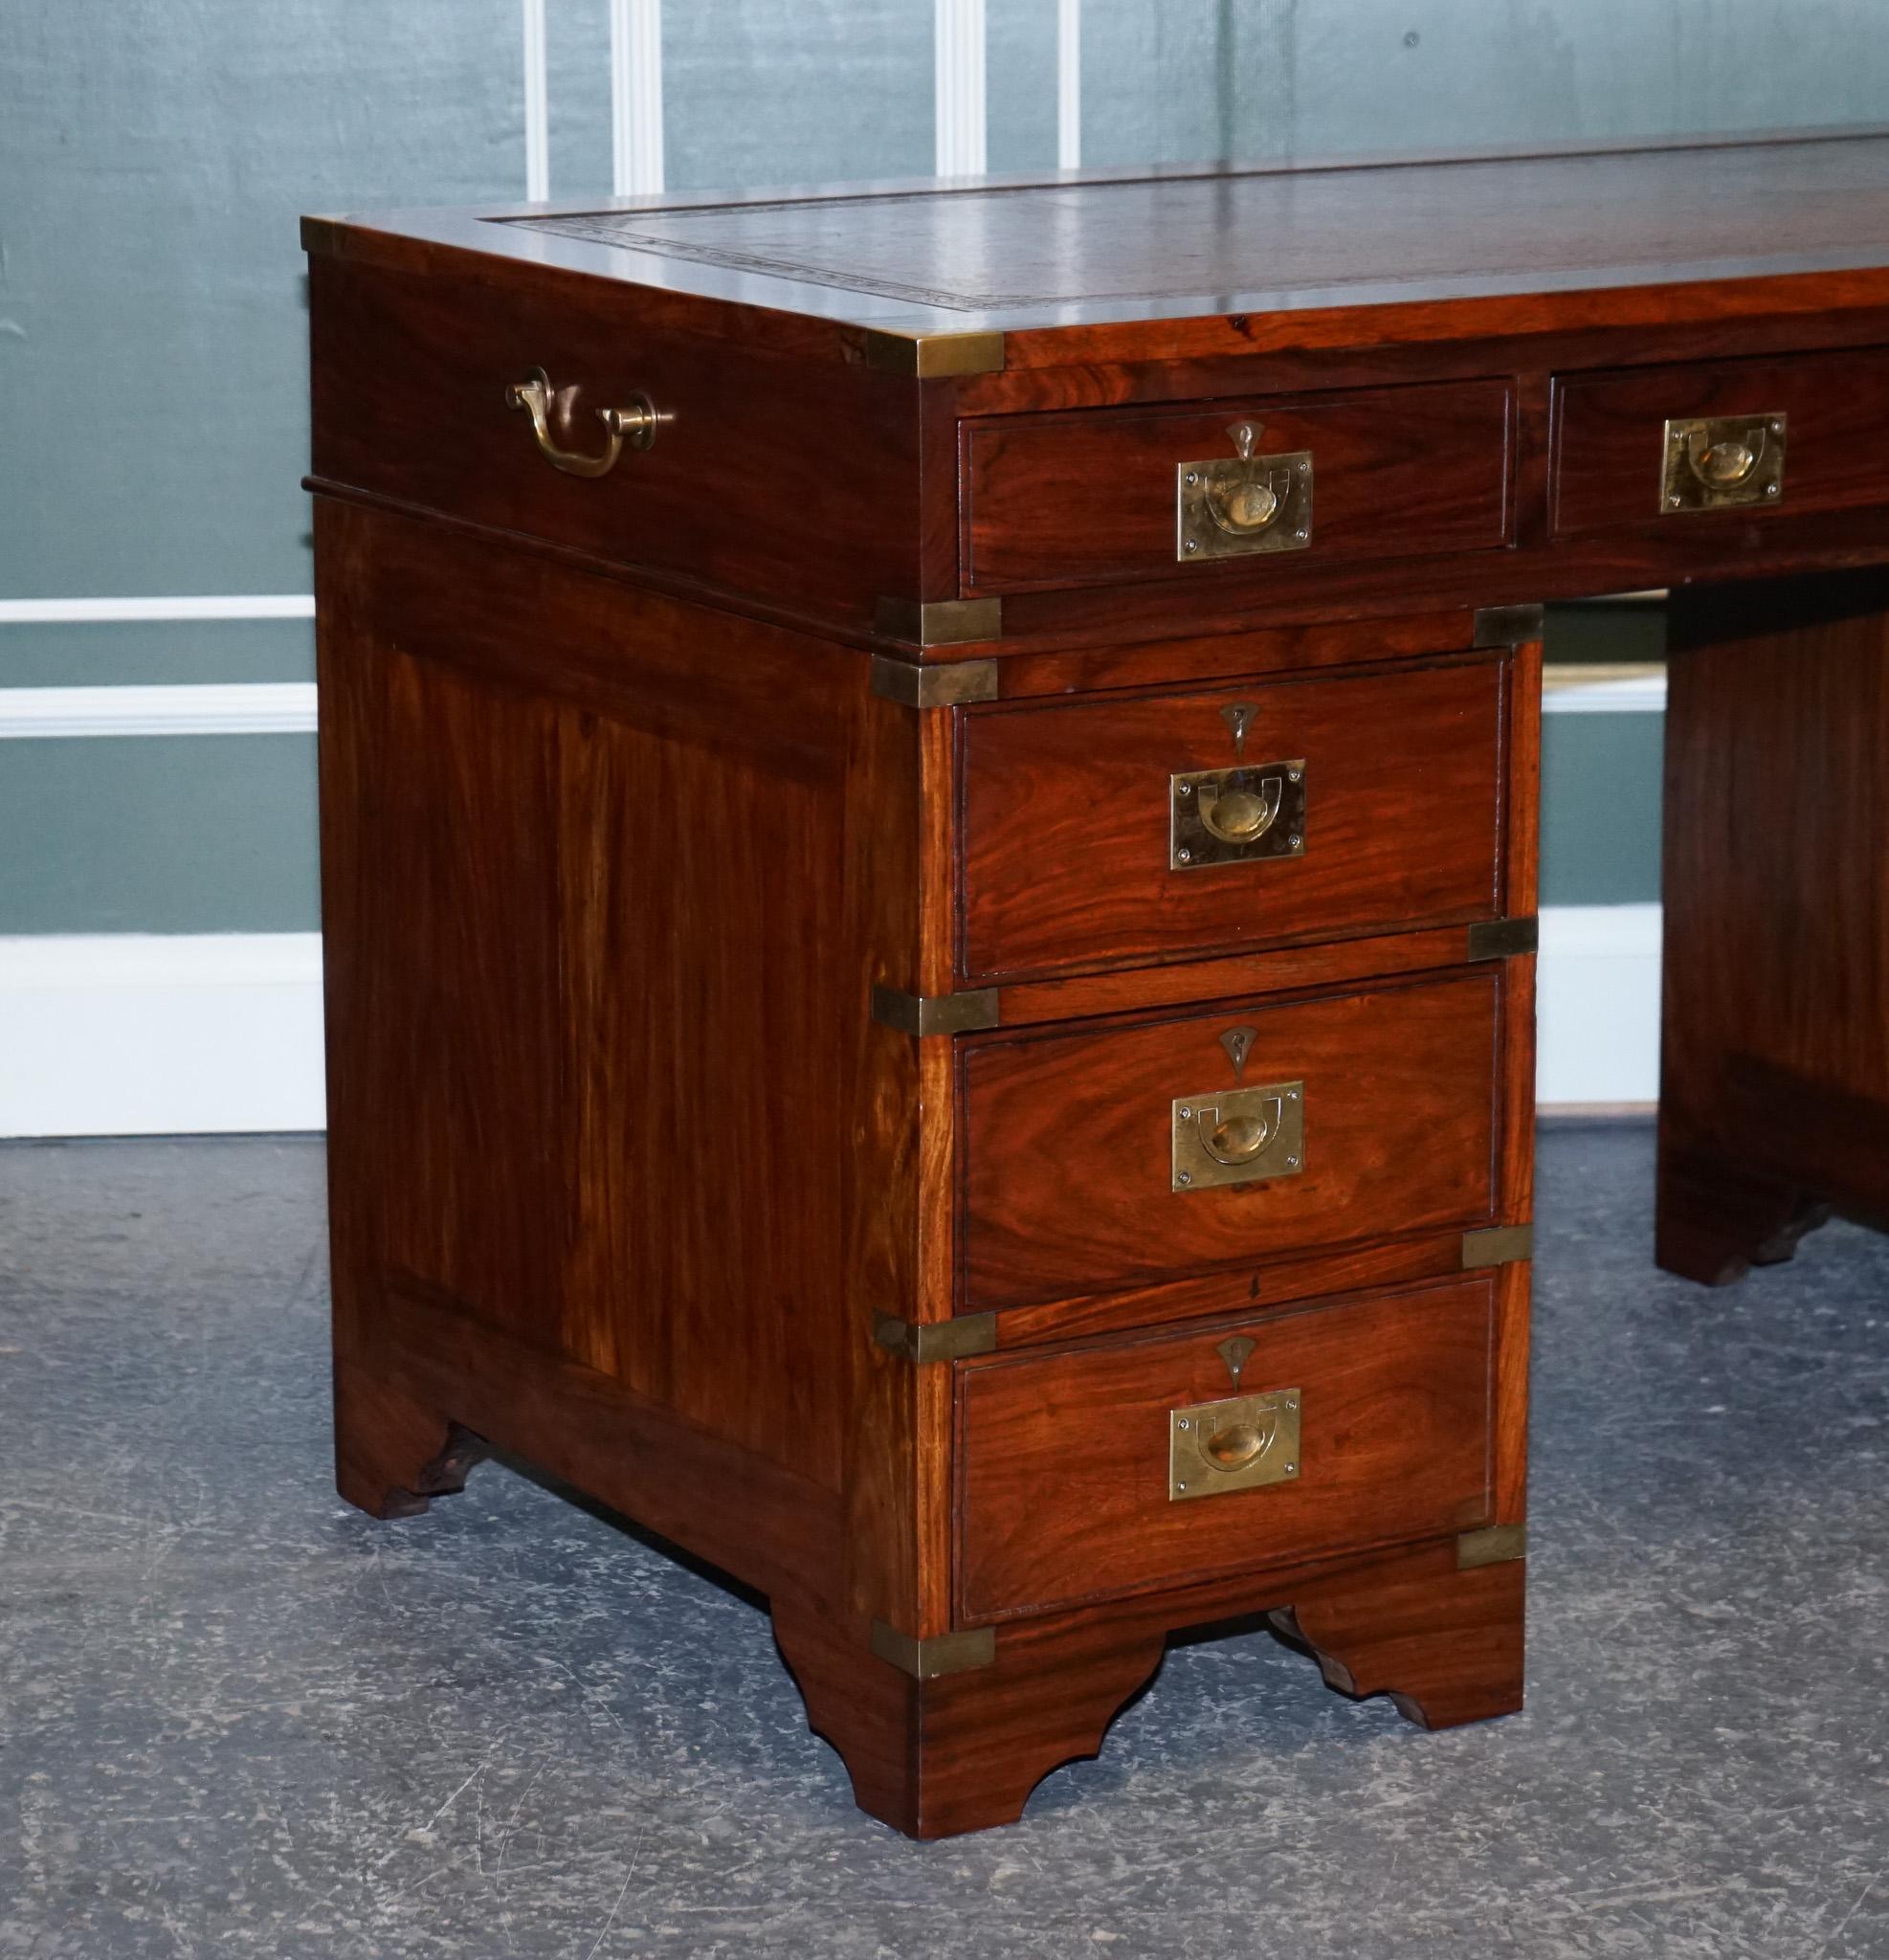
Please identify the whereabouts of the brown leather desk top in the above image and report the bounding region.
[307,126,1889,367]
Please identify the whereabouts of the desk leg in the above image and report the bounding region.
[1657,573,1889,1284]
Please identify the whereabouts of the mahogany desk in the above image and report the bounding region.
[304,130,1889,1837]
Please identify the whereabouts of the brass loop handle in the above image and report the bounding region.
[1205,465,1290,536]
[506,367,665,479]
[1196,1096,1281,1166]
[1198,774,1283,846]
[1686,425,1766,490]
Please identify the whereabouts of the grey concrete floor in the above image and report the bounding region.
[1,1125,1885,1959]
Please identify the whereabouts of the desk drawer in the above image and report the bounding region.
[307,256,917,629]
[959,969,1502,1310]
[959,654,1509,983]
[956,1277,1497,1620]
[961,380,1514,594]
[1553,347,1889,535]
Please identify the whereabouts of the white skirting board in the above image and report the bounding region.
[0,909,1663,1139]
[1535,903,1663,1110]
[0,935,327,1139]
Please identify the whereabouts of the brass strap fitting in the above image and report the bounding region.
[1457,1523,1528,1569]
[1468,917,1539,961]
[1462,1224,1534,1268]
[870,985,999,1036]
[872,1311,998,1363]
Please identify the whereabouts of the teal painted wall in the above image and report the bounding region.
[1540,714,1664,908]
[0,738,320,935]
[3,1,1883,934]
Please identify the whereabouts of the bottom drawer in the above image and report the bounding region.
[956,1277,1497,1622]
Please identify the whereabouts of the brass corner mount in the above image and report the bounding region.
[873,596,1003,650]
[859,329,1007,379]
[869,1619,997,1680]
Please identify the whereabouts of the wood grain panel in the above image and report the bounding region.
[986,1228,1482,1352]
[989,924,1498,1029]
[1656,571,1889,1281]
[962,381,1513,594]
[316,499,952,1637]
[1501,636,1544,922]
[960,655,1508,983]
[956,1279,1496,1621]
[778,1534,1522,1837]
[958,969,1502,1310]
[308,255,921,635]
[969,496,1889,656]
[951,303,1889,418]
[1553,346,1889,536]
[370,1275,847,1610]
[1491,1260,1532,1527]
[984,609,1480,699]
[318,618,570,1358]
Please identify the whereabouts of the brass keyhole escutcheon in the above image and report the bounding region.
[1203,1418,1270,1469]
[1204,1109,1274,1164]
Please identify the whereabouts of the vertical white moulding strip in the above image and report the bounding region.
[1057,0,1081,170]
[522,0,550,201]
[611,0,666,196]
[935,0,988,178]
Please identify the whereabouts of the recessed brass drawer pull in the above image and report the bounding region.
[1202,778,1278,843]
[1169,1388,1301,1500]
[506,366,668,478]
[1177,421,1314,561]
[1689,428,1763,487]
[1172,1079,1304,1191]
[1171,760,1306,869]
[1660,412,1786,514]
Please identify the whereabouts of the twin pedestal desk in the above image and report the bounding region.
[306,130,1889,1837]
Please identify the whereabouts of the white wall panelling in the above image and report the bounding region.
[1542,674,1669,713]
[1536,903,1663,1109]
[0,595,315,624]
[611,0,665,196]
[935,0,988,177]
[1057,0,1082,169]
[0,935,327,1138]
[522,0,550,199]
[0,684,318,741]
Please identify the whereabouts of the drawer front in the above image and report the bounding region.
[307,257,917,628]
[956,1278,1496,1620]
[1553,347,1889,535]
[961,380,1514,593]
[960,655,1508,982]
[959,969,1502,1310]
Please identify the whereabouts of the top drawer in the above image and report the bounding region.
[1553,347,1889,535]
[960,380,1515,593]
[306,256,920,632]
